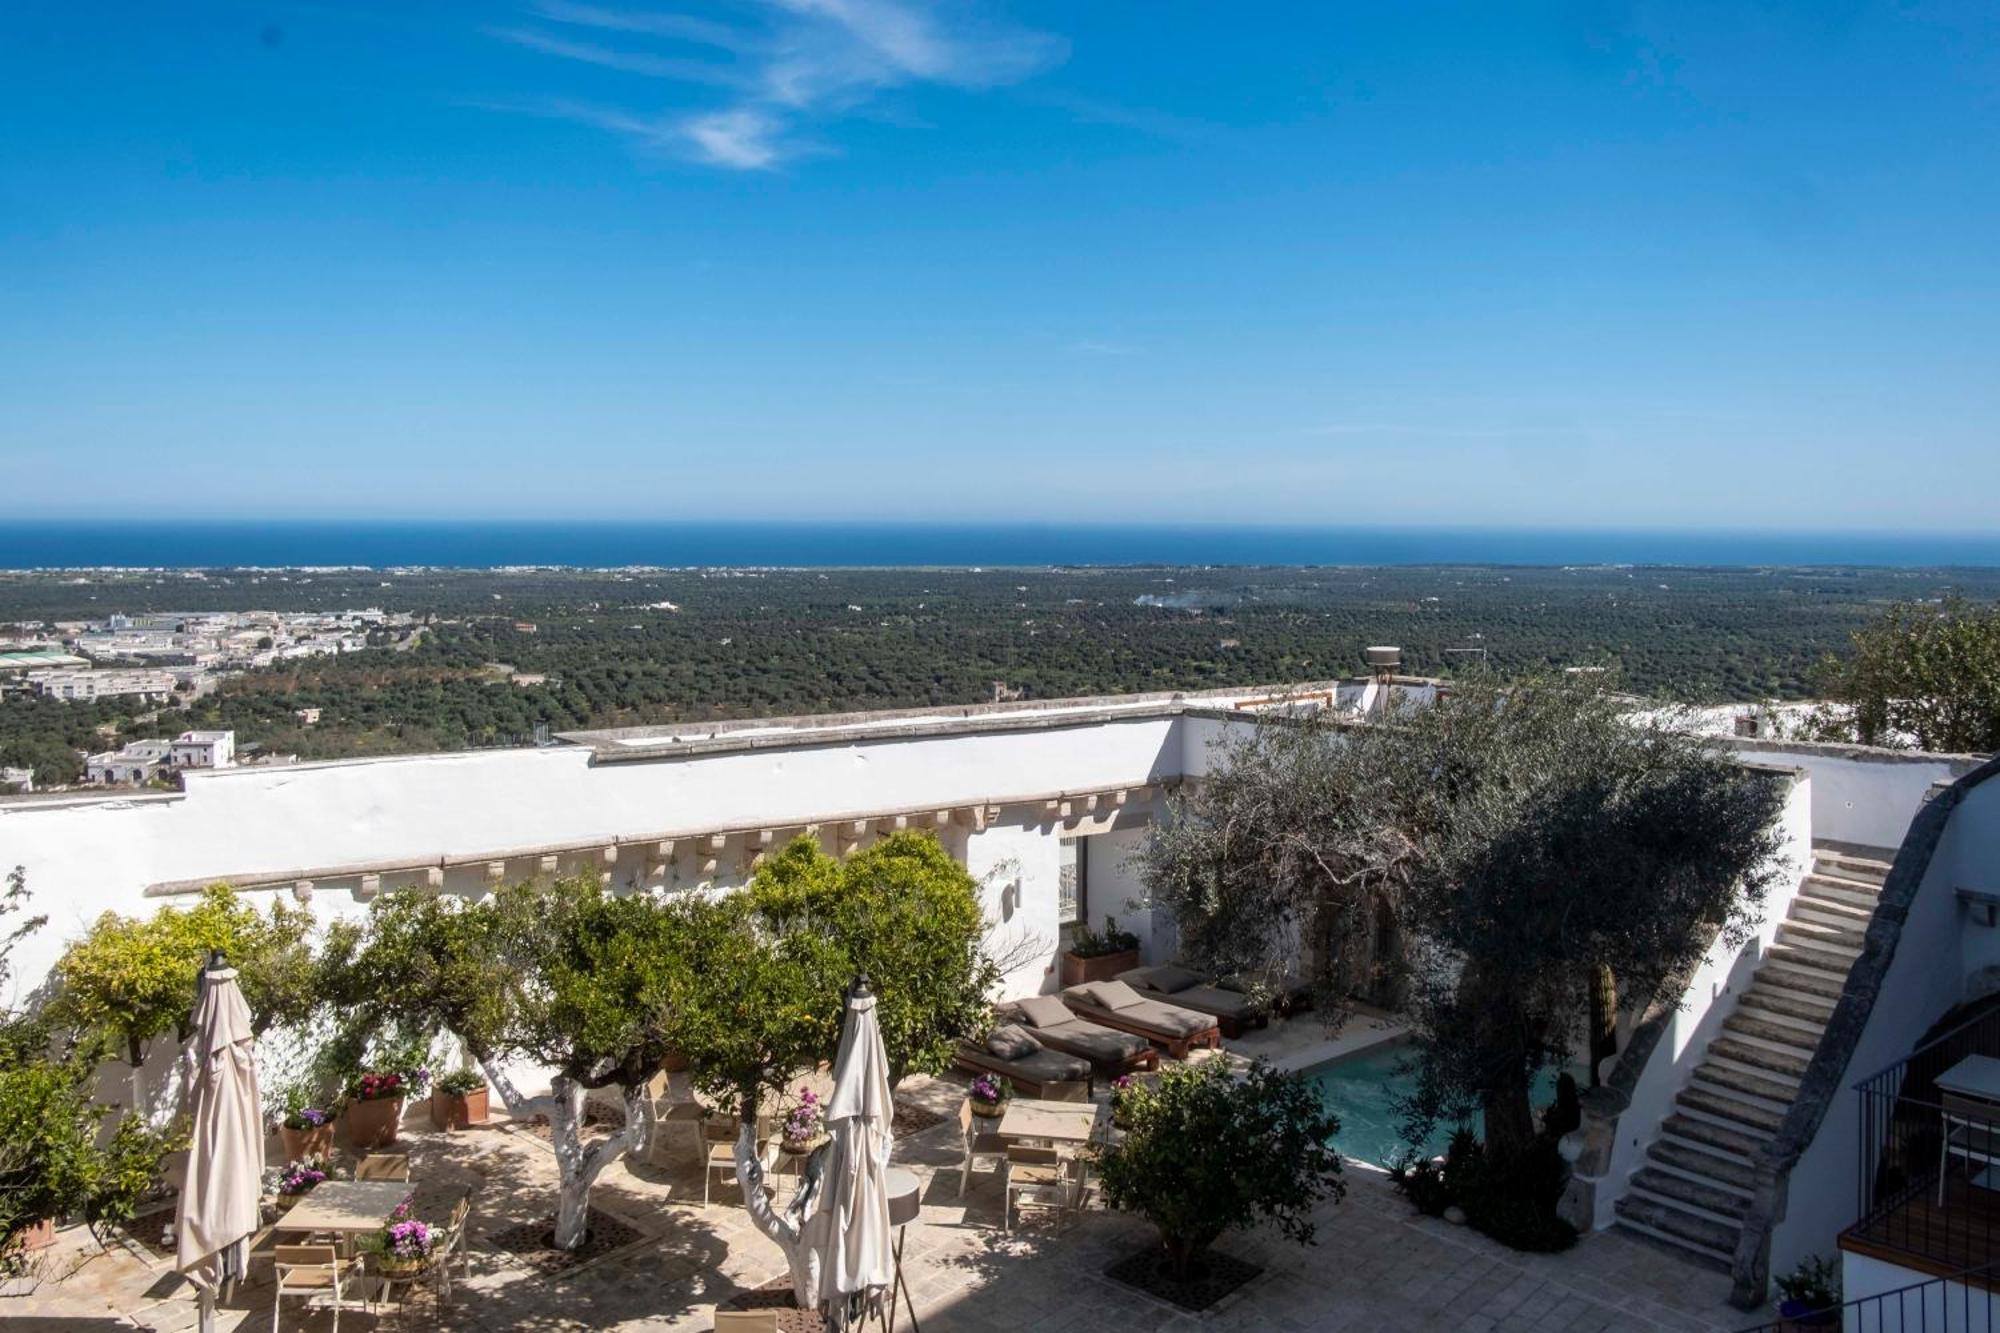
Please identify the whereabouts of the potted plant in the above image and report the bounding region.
[361,1197,437,1279]
[272,1157,329,1215]
[969,1072,1009,1118]
[431,1069,489,1131]
[1060,917,1142,987]
[344,1067,428,1150]
[278,1089,335,1160]
[1775,1255,1840,1330]
[779,1086,825,1155]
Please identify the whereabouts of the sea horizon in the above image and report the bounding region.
[3,518,1999,571]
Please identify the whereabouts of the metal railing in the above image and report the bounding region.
[1733,1261,2000,1332]
[1851,1007,2000,1273]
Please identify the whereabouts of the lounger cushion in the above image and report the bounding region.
[1081,979,1148,1011]
[1036,1019,1150,1064]
[1137,965,1202,995]
[1165,984,1263,1020]
[986,1024,1040,1059]
[1015,995,1074,1030]
[1118,997,1220,1038]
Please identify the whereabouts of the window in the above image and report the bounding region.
[1057,836,1088,929]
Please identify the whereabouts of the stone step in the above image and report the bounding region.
[1612,1196,1738,1269]
[1708,1035,1811,1080]
[1661,1113,1769,1162]
[1739,985,1838,1025]
[1723,1010,1824,1052]
[1778,919,1867,953]
[1649,1137,1759,1192]
[1630,1167,1752,1221]
[1812,850,1894,884]
[1694,1060,1802,1107]
[1800,877,1883,911]
[1791,895,1876,927]
[1679,1083,1787,1135]
[1767,941,1862,978]
[1758,960,1850,999]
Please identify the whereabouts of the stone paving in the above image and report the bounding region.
[5,1070,1768,1333]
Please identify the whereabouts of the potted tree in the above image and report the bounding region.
[430,1069,489,1131]
[1093,1058,1343,1288]
[1060,917,1141,988]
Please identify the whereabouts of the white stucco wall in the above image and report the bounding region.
[1084,824,1167,964]
[1591,768,1814,1226]
[1773,769,2000,1281]
[963,822,1065,998]
[1724,740,1982,853]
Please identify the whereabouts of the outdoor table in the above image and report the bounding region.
[885,1166,921,1333]
[1937,1055,2000,1103]
[275,1179,414,1239]
[995,1098,1101,1146]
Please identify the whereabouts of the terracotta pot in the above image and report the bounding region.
[431,1085,489,1131]
[280,1122,335,1161]
[660,1049,690,1073]
[20,1216,55,1250]
[344,1095,405,1150]
[1060,948,1140,987]
[272,1193,303,1215]
[377,1255,429,1279]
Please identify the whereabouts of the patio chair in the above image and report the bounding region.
[355,1152,410,1181]
[957,1098,1008,1197]
[704,1114,778,1206]
[1120,964,1270,1037]
[1939,1093,2000,1203]
[1004,1145,1073,1232]
[431,1195,472,1303]
[272,1243,357,1333]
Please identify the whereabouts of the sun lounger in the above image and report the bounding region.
[1059,981,1222,1059]
[1118,964,1268,1038]
[953,1040,1094,1098]
[994,996,1159,1078]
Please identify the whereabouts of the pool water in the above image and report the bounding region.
[1309,1041,1560,1169]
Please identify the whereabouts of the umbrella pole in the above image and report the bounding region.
[197,1289,214,1333]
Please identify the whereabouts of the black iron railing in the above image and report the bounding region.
[1733,1261,2000,1332]
[1850,1008,2000,1273]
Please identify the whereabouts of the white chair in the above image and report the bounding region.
[957,1099,1007,1197]
[704,1113,778,1206]
[431,1195,472,1303]
[272,1243,356,1333]
[1939,1093,2000,1203]
[1004,1145,1073,1232]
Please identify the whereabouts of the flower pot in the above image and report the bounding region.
[431,1086,489,1131]
[970,1099,1004,1118]
[779,1137,822,1157]
[1777,1300,1835,1331]
[1061,948,1140,988]
[272,1193,303,1215]
[377,1255,429,1279]
[660,1048,690,1073]
[345,1095,405,1150]
[281,1122,334,1161]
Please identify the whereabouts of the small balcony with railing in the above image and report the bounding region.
[1844,1008,2000,1286]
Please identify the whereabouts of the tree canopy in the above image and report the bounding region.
[1815,595,2000,752]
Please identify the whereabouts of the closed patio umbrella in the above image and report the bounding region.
[733,977,896,1329]
[176,954,264,1333]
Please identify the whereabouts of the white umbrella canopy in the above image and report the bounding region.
[175,960,264,1329]
[817,978,895,1327]
[732,978,896,1329]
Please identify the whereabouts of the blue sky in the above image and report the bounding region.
[2,1,1997,528]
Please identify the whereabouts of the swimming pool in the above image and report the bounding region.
[1309,1041,1560,1169]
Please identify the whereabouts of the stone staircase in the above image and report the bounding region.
[1611,844,1893,1269]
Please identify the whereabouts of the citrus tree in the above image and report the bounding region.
[1815,595,2000,751]
[1094,1059,1343,1281]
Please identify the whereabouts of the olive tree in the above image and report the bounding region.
[1094,1059,1343,1281]
[1141,676,1786,1166]
[1814,595,2000,752]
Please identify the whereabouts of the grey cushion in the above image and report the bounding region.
[1014,994,1074,1030]
[1120,998,1217,1037]
[1083,979,1147,1011]
[1167,985,1262,1020]
[1143,965,1203,994]
[1034,1019,1150,1064]
[986,1023,1040,1059]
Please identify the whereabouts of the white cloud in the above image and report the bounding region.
[490,1,1066,169]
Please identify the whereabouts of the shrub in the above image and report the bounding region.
[434,1069,486,1097]
[1094,1058,1343,1279]
[1391,1129,1577,1252]
[1068,917,1140,959]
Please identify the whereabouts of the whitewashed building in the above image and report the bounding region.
[169,729,235,770]
[0,681,1995,1312]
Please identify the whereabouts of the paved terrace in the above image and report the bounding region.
[11,1046,1766,1333]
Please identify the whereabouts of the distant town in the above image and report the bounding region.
[0,606,418,791]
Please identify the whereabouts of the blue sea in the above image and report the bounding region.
[1,520,1997,570]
